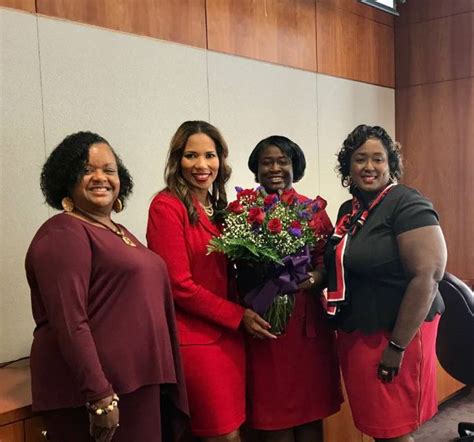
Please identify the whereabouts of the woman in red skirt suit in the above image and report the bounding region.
[147,121,274,442]
[244,136,343,442]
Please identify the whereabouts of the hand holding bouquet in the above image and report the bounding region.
[208,186,328,335]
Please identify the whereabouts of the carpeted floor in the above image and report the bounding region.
[413,387,474,441]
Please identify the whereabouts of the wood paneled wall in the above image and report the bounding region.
[396,12,474,87]
[396,0,474,24]
[0,0,34,12]
[317,2,394,87]
[206,0,317,72]
[1,0,396,87]
[395,5,474,283]
[36,0,207,48]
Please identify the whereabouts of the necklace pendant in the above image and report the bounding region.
[121,235,136,247]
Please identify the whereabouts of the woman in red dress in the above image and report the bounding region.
[244,136,343,442]
[147,121,274,442]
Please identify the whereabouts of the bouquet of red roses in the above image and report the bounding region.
[208,186,328,335]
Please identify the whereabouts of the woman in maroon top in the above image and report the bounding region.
[243,136,342,442]
[25,131,188,442]
[147,121,273,442]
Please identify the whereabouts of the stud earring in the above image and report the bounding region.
[113,198,123,213]
[61,197,74,212]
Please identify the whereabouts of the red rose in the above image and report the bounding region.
[264,194,278,206]
[247,207,265,225]
[280,190,296,205]
[237,188,257,203]
[308,214,324,232]
[228,200,245,214]
[267,218,283,234]
[309,196,327,212]
[290,220,302,229]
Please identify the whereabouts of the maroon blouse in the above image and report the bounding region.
[25,213,188,416]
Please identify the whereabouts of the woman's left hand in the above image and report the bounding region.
[377,346,404,383]
[88,395,120,442]
[298,270,323,291]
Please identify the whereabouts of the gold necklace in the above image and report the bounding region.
[73,208,137,247]
[199,201,214,218]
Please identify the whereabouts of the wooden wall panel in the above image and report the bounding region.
[396,78,474,281]
[317,0,394,26]
[323,387,363,441]
[36,0,207,48]
[0,421,24,442]
[396,12,474,87]
[24,416,47,442]
[397,0,474,24]
[0,0,35,12]
[436,362,465,403]
[206,0,317,72]
[317,3,395,87]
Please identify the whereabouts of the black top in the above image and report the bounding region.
[326,184,445,334]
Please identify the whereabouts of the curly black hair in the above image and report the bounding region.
[337,124,403,189]
[40,131,133,210]
[248,135,306,183]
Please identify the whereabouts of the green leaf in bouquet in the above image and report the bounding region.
[207,237,282,263]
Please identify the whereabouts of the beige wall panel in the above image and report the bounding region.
[207,51,320,200]
[0,1,35,12]
[207,0,317,72]
[0,9,47,362]
[37,17,209,241]
[317,3,395,87]
[317,74,395,222]
[37,0,207,48]
[396,12,474,87]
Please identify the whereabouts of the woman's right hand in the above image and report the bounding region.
[88,395,120,442]
[242,309,277,339]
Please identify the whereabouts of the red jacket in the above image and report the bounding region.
[147,191,245,345]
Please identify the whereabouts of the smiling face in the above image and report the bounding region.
[180,133,219,197]
[257,145,293,193]
[350,138,391,193]
[70,142,120,215]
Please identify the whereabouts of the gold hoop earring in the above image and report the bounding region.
[113,198,123,213]
[61,197,74,212]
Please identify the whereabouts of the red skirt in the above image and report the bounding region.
[337,315,440,438]
[180,331,245,436]
[246,291,343,430]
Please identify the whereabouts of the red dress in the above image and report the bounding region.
[245,193,343,430]
[147,191,246,437]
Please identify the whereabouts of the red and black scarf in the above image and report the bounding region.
[324,184,397,316]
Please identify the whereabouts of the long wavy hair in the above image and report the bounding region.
[164,121,231,224]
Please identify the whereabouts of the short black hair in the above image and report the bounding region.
[337,124,403,188]
[248,135,306,183]
[40,131,133,210]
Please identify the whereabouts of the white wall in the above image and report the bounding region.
[0,7,395,362]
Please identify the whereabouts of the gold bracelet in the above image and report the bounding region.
[86,394,119,416]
